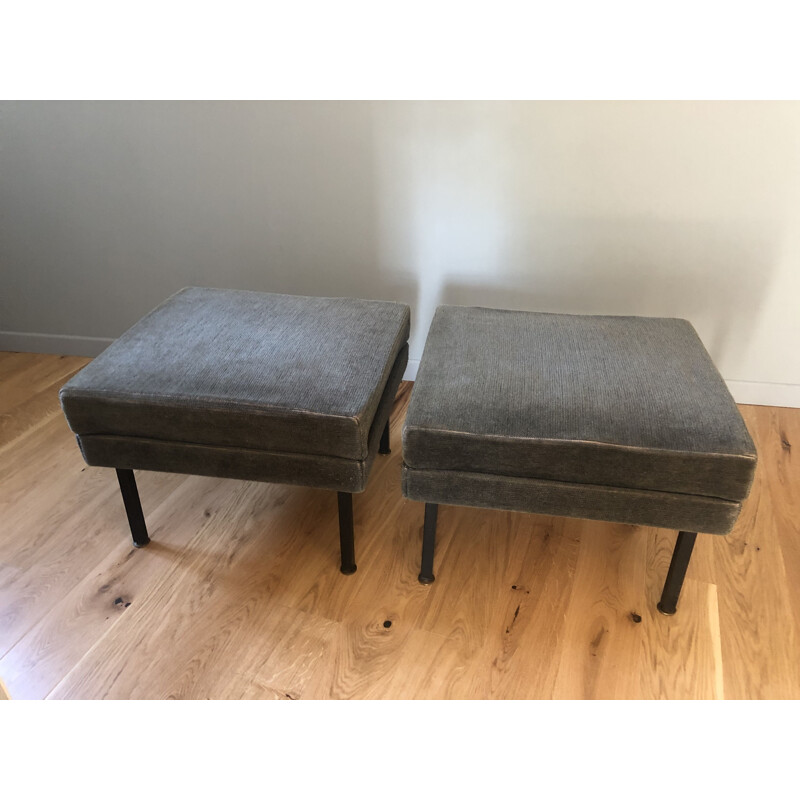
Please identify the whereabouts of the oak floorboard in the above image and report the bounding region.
[744,407,800,642]
[713,406,800,699]
[0,354,87,413]
[0,355,88,448]
[0,452,188,658]
[161,602,339,701]
[550,520,650,699]
[0,352,42,382]
[48,480,298,699]
[479,516,582,699]
[0,370,188,657]
[330,625,486,700]
[416,506,524,652]
[639,526,725,699]
[0,474,233,699]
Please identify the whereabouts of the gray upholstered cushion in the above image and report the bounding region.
[76,344,408,493]
[403,306,756,509]
[61,288,410,462]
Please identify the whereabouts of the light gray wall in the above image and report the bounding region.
[2,101,799,405]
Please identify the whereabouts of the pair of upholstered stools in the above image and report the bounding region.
[60,287,757,616]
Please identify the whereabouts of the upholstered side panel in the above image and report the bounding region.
[401,465,743,535]
[403,428,756,502]
[78,436,367,492]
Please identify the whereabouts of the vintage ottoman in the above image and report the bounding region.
[60,287,410,574]
[402,305,757,614]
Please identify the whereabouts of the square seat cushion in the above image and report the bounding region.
[403,306,757,506]
[61,288,410,463]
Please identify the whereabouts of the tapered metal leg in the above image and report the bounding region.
[379,420,391,454]
[338,492,357,575]
[657,531,697,615]
[115,468,150,548]
[418,503,438,584]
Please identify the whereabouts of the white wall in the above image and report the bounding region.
[1,101,799,405]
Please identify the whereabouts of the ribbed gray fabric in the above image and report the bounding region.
[80,436,369,492]
[77,344,408,493]
[61,288,411,461]
[401,466,742,535]
[403,306,756,503]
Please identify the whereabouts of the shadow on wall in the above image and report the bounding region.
[434,215,779,369]
[369,101,791,375]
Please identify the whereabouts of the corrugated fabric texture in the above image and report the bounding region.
[61,287,411,461]
[77,344,408,493]
[401,466,742,535]
[403,305,757,503]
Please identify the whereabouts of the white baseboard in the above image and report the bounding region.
[2,333,797,409]
[725,380,800,409]
[0,331,114,357]
[402,359,420,382]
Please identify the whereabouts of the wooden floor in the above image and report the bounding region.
[0,351,798,700]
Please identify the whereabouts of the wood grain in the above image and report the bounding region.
[1,352,799,699]
[0,354,88,450]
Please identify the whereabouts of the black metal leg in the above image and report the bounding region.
[115,468,150,548]
[338,492,357,575]
[418,503,438,584]
[379,420,391,454]
[657,531,697,615]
